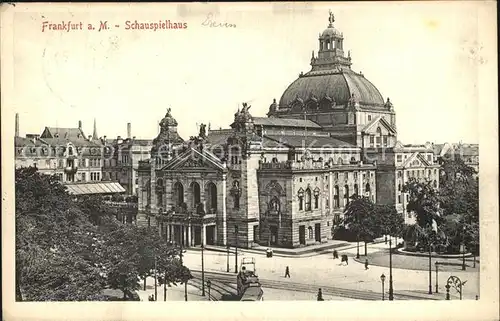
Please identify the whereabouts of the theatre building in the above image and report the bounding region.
[136,13,438,249]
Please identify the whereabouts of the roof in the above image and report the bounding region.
[241,286,263,300]
[207,129,233,145]
[264,135,356,149]
[14,136,45,147]
[253,117,321,129]
[278,69,385,109]
[362,115,397,134]
[64,182,126,195]
[41,127,87,140]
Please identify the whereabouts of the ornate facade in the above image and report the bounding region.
[137,13,439,249]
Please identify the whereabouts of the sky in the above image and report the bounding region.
[4,2,496,144]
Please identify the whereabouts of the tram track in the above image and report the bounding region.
[192,270,436,301]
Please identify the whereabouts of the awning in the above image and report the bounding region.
[64,182,126,195]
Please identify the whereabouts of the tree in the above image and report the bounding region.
[15,167,191,301]
[403,178,441,229]
[376,204,404,243]
[15,167,105,301]
[343,195,378,256]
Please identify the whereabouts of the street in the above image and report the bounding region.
[182,241,479,301]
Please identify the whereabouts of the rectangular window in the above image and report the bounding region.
[354,172,358,180]
[375,137,381,147]
[383,136,388,146]
[368,115,372,121]
[397,155,402,162]
[369,136,375,146]
[398,195,401,204]
[334,172,339,180]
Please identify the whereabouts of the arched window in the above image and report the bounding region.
[232,180,241,210]
[433,180,437,188]
[334,185,339,207]
[354,184,359,196]
[68,147,74,156]
[325,40,330,50]
[305,188,312,211]
[314,188,320,209]
[337,157,343,165]
[376,127,382,147]
[205,182,217,212]
[344,185,349,206]
[190,182,201,209]
[365,183,371,193]
[173,181,184,206]
[308,226,313,239]
[298,188,304,211]
[269,197,281,212]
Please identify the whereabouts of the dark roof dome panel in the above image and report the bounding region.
[279,71,385,108]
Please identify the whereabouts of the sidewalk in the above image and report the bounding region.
[188,237,394,258]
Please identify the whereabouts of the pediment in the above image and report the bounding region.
[362,116,397,135]
[403,152,431,168]
[161,148,225,171]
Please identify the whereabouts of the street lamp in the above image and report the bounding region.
[226,244,230,272]
[380,274,386,301]
[428,237,433,295]
[356,234,360,259]
[388,238,394,301]
[207,280,212,301]
[461,244,466,271]
[235,228,239,274]
[201,244,205,296]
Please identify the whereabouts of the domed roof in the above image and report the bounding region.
[321,27,341,38]
[160,108,178,127]
[278,69,385,109]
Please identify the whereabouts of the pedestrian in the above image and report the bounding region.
[317,288,324,301]
[365,258,369,270]
[284,266,290,278]
[341,254,348,265]
[333,250,338,259]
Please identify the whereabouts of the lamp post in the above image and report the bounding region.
[356,234,360,259]
[226,244,230,272]
[388,238,394,301]
[380,274,386,301]
[461,244,466,271]
[201,244,205,296]
[154,256,158,301]
[235,230,239,274]
[428,243,432,294]
[435,262,439,293]
[207,280,212,301]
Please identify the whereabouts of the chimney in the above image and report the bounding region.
[15,113,19,137]
[78,120,82,129]
[127,123,131,139]
[88,135,92,141]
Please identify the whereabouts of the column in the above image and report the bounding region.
[187,223,192,247]
[358,170,363,196]
[166,224,170,242]
[328,171,333,211]
[181,225,185,246]
[222,174,227,246]
[202,224,206,246]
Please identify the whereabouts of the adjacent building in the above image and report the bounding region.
[14,116,126,196]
